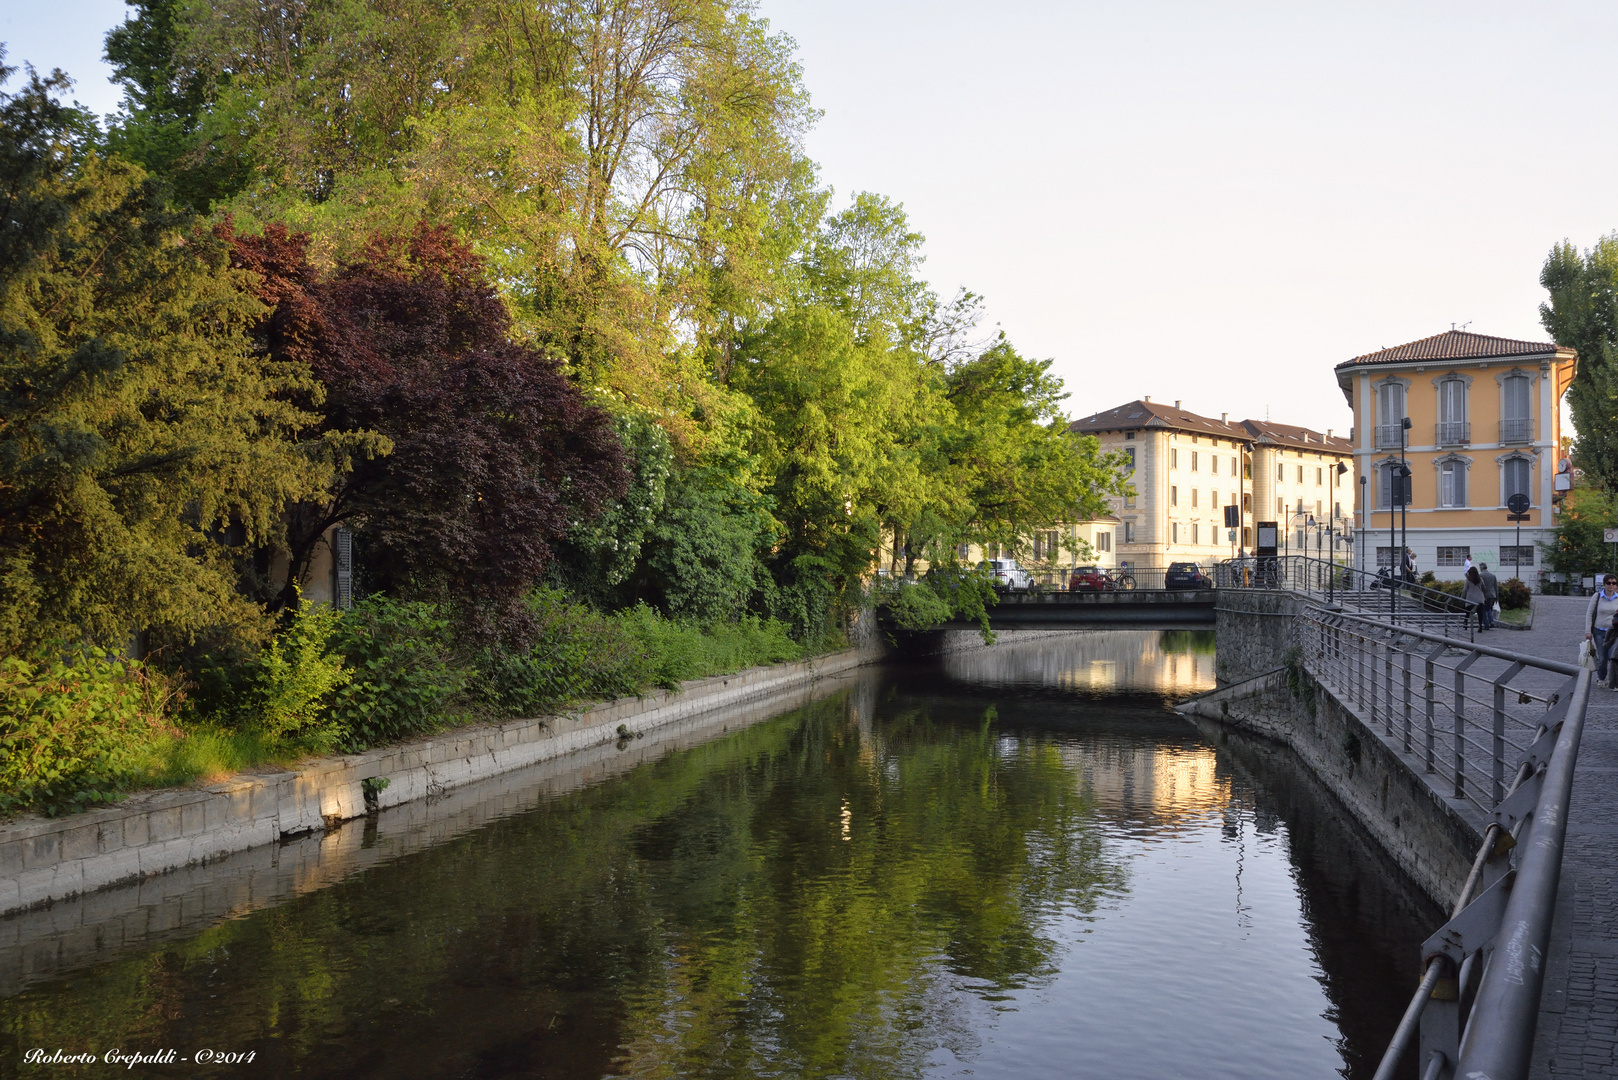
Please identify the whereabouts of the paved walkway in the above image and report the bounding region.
[1495,596,1618,1078]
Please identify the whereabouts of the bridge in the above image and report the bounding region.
[950,588,1217,630]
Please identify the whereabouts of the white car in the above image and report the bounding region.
[981,558,1031,592]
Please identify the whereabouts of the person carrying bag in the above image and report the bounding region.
[1478,562,1499,630]
[1585,574,1618,687]
[1464,567,1487,631]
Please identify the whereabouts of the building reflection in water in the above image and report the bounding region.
[939,629,1216,697]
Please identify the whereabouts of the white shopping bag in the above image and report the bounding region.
[1579,639,1598,670]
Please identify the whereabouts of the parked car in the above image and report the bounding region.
[1165,562,1212,589]
[1069,566,1114,592]
[981,558,1032,592]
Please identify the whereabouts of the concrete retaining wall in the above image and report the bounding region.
[1179,667,1482,907]
[0,645,880,917]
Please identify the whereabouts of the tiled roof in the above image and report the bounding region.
[1069,400,1248,442]
[1338,330,1566,368]
[1241,419,1353,455]
[1070,400,1351,454]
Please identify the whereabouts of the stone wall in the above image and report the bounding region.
[1213,589,1304,684]
[0,644,881,917]
[1179,667,1481,908]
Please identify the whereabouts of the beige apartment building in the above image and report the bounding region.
[1070,399,1355,567]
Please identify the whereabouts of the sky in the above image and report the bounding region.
[6,0,1616,435]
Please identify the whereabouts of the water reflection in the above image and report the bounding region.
[0,631,1436,1080]
[942,630,1216,695]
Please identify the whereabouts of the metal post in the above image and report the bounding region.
[1424,643,1444,773]
[1491,662,1524,805]
[1452,651,1481,798]
[1403,651,1414,752]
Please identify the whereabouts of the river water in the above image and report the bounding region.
[0,632,1441,1079]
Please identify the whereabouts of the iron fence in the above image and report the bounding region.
[1295,607,1587,1080]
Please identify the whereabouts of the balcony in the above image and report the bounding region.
[1435,420,1470,446]
[1375,423,1405,449]
[1499,417,1533,445]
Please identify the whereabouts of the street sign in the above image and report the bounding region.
[1224,505,1240,528]
[1507,493,1531,515]
[1605,529,1618,544]
[1508,514,1531,523]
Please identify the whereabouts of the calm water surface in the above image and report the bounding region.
[1,632,1440,1079]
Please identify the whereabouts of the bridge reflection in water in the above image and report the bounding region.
[0,629,1439,1080]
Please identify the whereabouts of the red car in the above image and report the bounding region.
[1069,566,1115,592]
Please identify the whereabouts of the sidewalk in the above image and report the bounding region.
[1501,596,1618,1078]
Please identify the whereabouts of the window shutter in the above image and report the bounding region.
[333,527,354,610]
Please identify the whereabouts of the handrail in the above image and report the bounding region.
[1297,608,1587,1080]
[1215,554,1476,636]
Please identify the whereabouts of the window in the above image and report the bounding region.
[1276,497,1284,515]
[1503,456,1533,505]
[1241,526,1251,547]
[1243,493,1251,511]
[1297,465,1304,484]
[1377,381,1407,446]
[333,527,354,610]
[1437,546,1470,568]
[1171,485,1178,506]
[1097,531,1112,552]
[1437,457,1468,508]
[1171,448,1178,468]
[1191,488,1198,508]
[1125,431,1135,440]
[1276,463,1284,481]
[1316,468,1323,485]
[1191,451,1198,472]
[957,543,970,560]
[1315,500,1322,517]
[1192,523,1199,544]
[1376,546,1398,568]
[1232,457,1239,477]
[1123,446,1136,470]
[1229,492,1237,509]
[1124,521,1136,543]
[1210,454,1217,474]
[1437,376,1469,443]
[1171,522,1179,543]
[1500,545,1534,567]
[1501,374,1533,443]
[1334,501,1341,519]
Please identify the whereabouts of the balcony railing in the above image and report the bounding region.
[1499,417,1533,444]
[1375,422,1405,449]
[1435,420,1470,445]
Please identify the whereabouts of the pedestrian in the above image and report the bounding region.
[1463,553,1475,577]
[1586,574,1618,688]
[1478,562,1499,630]
[1403,547,1418,585]
[1463,566,1486,630]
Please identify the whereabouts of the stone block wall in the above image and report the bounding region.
[1214,589,1304,685]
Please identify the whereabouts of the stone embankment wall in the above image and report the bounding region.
[1180,643,1481,908]
[1213,589,1304,685]
[0,644,881,918]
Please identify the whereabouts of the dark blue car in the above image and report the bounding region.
[1165,562,1212,590]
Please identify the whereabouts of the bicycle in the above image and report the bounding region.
[1109,568,1137,591]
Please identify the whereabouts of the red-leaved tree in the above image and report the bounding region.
[225,221,629,633]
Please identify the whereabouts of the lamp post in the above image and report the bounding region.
[1359,474,1368,580]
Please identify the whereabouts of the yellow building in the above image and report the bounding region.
[1334,330,1577,581]
[1070,399,1354,568]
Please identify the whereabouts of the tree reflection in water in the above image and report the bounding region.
[0,630,1432,1080]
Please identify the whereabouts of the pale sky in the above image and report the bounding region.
[7,1,1617,435]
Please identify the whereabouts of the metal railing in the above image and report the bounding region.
[1377,422,1407,449]
[1296,608,1587,1080]
[1499,418,1533,445]
[1436,420,1471,445]
[1213,555,1475,637]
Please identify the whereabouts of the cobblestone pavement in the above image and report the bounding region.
[1493,596,1618,1078]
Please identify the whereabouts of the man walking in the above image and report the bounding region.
[1478,562,1499,630]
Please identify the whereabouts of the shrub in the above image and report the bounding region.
[0,650,171,816]
[1499,578,1532,610]
[478,588,647,716]
[248,600,350,751]
[327,597,467,751]
[613,606,801,689]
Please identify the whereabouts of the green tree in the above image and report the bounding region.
[1541,236,1618,490]
[0,63,329,650]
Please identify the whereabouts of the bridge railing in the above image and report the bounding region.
[1295,607,1587,1080]
[1215,554,1474,638]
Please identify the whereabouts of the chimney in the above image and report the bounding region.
[1327,428,1333,439]
[1143,395,1151,402]
[1174,400,1182,409]
[1221,412,1228,423]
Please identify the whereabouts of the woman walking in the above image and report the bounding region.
[1585,574,1618,687]
[1463,566,1487,632]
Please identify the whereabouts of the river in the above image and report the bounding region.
[0,631,1441,1079]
